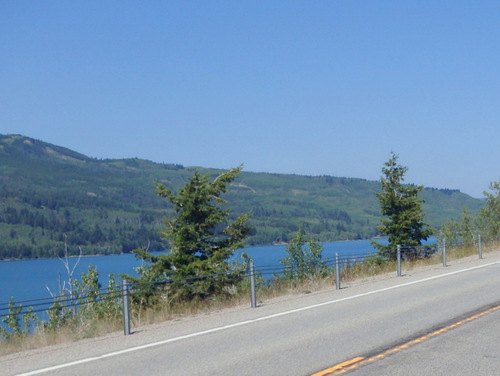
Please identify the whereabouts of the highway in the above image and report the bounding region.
[3,252,500,376]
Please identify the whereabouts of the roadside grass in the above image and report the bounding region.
[0,317,123,356]
[2,241,499,356]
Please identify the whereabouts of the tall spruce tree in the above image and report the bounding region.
[129,166,251,302]
[371,153,434,260]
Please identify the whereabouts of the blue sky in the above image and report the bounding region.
[1,1,499,198]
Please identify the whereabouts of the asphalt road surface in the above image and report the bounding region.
[3,252,500,376]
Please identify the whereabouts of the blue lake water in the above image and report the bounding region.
[0,237,435,306]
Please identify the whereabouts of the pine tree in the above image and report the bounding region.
[371,153,434,260]
[129,166,252,302]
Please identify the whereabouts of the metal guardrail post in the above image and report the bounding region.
[122,279,131,336]
[478,234,483,259]
[397,245,401,277]
[249,261,257,308]
[443,239,447,267]
[335,253,340,290]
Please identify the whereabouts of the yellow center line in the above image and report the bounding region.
[312,304,500,376]
[311,357,365,376]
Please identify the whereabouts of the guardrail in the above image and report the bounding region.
[0,236,490,338]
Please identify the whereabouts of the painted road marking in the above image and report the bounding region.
[312,303,500,375]
[17,261,500,376]
[311,357,365,376]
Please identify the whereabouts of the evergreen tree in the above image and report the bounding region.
[129,166,252,302]
[371,153,434,260]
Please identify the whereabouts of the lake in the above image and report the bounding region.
[0,237,435,306]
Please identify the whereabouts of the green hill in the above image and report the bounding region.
[0,134,484,259]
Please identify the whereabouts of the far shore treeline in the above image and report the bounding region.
[0,134,484,260]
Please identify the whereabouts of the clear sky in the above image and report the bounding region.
[1,1,499,198]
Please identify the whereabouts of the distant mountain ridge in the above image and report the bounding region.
[0,134,484,259]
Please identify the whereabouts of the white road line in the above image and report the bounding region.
[17,260,500,376]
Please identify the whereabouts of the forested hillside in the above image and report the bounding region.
[0,134,484,259]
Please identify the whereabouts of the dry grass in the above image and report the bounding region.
[0,317,122,356]
[129,291,252,327]
[255,275,337,301]
[340,260,396,281]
